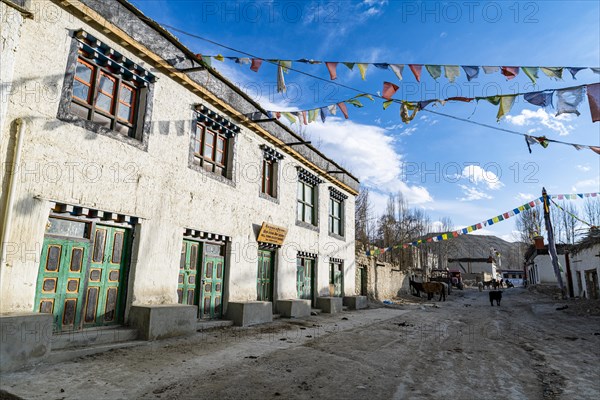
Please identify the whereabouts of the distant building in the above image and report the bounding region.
[447,256,498,282]
[524,243,568,286]
[500,270,525,287]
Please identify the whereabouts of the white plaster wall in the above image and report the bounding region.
[569,244,600,297]
[0,2,24,132]
[0,0,356,313]
[532,255,567,284]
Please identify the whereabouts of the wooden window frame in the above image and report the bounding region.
[194,123,229,176]
[70,53,141,139]
[329,197,344,236]
[261,159,275,197]
[297,181,316,225]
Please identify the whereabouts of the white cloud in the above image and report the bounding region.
[571,177,600,192]
[505,108,575,136]
[458,184,493,201]
[515,192,535,202]
[440,32,448,38]
[303,118,433,208]
[577,164,591,172]
[400,127,417,136]
[461,165,504,190]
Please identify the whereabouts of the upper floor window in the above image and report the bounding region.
[192,105,240,180]
[71,56,140,138]
[260,145,283,199]
[59,30,156,146]
[297,181,316,224]
[296,168,323,226]
[329,187,348,237]
[194,123,228,176]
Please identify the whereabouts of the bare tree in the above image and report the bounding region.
[355,187,372,244]
[583,198,600,228]
[515,206,543,244]
[557,201,579,244]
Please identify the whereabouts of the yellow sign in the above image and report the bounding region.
[257,222,288,246]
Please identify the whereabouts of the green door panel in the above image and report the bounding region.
[257,250,274,302]
[178,240,200,305]
[200,246,224,319]
[296,258,314,304]
[83,225,130,327]
[34,237,90,332]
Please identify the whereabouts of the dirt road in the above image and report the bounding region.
[1,288,599,399]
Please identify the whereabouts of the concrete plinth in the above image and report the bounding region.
[128,304,197,341]
[276,299,311,318]
[316,297,343,313]
[0,312,53,372]
[343,296,368,310]
[226,301,272,326]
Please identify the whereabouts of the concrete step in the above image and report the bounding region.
[342,306,349,311]
[196,319,233,331]
[50,340,147,364]
[51,327,139,351]
[310,308,322,315]
[272,314,281,320]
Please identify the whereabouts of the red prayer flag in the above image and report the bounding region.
[503,213,510,219]
[382,81,399,100]
[326,62,338,80]
[409,64,422,82]
[250,58,263,72]
[501,66,519,80]
[301,111,308,125]
[337,102,349,119]
[586,83,600,122]
[275,112,281,119]
[448,97,473,102]
[590,146,600,155]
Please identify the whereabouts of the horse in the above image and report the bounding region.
[483,280,494,290]
[422,281,447,301]
[409,279,424,297]
[489,290,502,306]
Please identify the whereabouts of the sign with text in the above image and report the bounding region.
[257,222,288,246]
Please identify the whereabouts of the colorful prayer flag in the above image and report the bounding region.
[326,62,338,80]
[382,82,400,100]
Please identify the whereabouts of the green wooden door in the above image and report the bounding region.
[329,263,343,297]
[178,240,200,305]
[200,244,224,319]
[257,250,274,302]
[83,225,130,327]
[296,258,314,303]
[34,237,89,332]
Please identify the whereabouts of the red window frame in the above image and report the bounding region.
[262,160,274,196]
[70,54,140,137]
[73,58,94,103]
[194,123,228,175]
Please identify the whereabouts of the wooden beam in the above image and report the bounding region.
[52,0,358,196]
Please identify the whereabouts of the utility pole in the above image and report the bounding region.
[542,187,566,298]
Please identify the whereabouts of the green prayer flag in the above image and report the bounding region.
[425,65,442,80]
[522,67,539,84]
[345,99,363,108]
[343,62,355,71]
[383,100,394,110]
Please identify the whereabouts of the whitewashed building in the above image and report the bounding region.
[524,244,568,286]
[0,0,360,371]
[568,233,600,299]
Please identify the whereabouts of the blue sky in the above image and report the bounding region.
[131,0,600,241]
